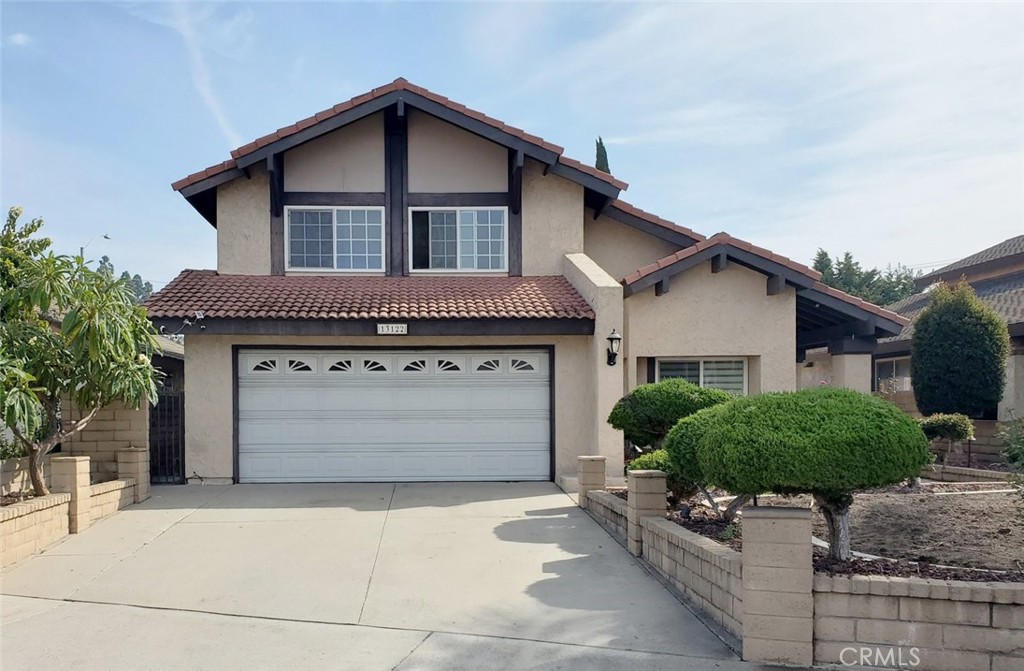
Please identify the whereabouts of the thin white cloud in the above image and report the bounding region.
[7,32,32,47]
[169,2,245,150]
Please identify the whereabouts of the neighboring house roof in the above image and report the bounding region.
[881,273,1024,349]
[155,335,185,360]
[172,78,627,197]
[146,270,595,321]
[620,232,909,344]
[915,234,1024,289]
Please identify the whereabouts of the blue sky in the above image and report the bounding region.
[3,1,1022,290]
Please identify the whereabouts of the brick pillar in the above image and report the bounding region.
[117,448,150,503]
[626,470,666,556]
[741,507,814,667]
[50,456,91,533]
[577,456,606,509]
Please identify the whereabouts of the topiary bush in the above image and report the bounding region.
[919,413,975,465]
[608,379,732,450]
[626,449,695,504]
[912,281,1010,418]
[697,387,931,560]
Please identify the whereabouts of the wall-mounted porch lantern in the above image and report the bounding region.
[606,329,622,366]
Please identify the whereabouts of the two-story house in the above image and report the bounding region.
[146,78,907,487]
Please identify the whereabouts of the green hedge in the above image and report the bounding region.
[919,413,974,442]
[663,404,729,492]
[696,387,931,497]
[627,448,697,500]
[608,378,732,448]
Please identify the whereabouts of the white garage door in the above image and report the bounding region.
[237,349,551,482]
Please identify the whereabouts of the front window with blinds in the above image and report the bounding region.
[658,359,746,395]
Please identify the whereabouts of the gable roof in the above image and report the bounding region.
[145,270,595,322]
[603,200,705,247]
[621,232,909,343]
[172,78,627,199]
[915,234,1024,289]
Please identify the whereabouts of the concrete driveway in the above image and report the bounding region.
[2,483,780,670]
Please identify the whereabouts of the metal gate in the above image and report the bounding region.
[149,391,185,484]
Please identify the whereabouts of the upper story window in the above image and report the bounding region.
[287,207,385,272]
[409,208,507,272]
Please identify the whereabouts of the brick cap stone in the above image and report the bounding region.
[50,456,90,464]
[744,506,811,519]
[577,456,607,462]
[118,447,147,453]
[629,470,666,478]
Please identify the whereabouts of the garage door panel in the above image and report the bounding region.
[237,349,551,482]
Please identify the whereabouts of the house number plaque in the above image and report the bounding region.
[377,323,408,335]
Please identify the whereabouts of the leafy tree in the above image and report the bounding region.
[595,136,610,173]
[911,281,1009,418]
[1,206,51,293]
[812,249,919,305]
[96,255,153,304]
[695,388,931,560]
[608,379,732,451]
[1,209,161,495]
[918,413,974,465]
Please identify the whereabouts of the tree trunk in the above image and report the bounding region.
[814,493,853,561]
[720,494,751,523]
[29,447,50,496]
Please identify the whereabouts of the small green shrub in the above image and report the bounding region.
[1001,414,1024,471]
[608,379,732,448]
[918,414,974,442]
[626,449,696,501]
[663,405,728,492]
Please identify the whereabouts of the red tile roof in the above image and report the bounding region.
[172,78,628,193]
[145,270,596,321]
[609,199,706,242]
[622,232,908,327]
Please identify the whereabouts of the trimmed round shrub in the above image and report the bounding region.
[663,404,729,493]
[608,379,732,448]
[912,281,1009,417]
[697,387,931,498]
[627,449,696,501]
[919,413,974,442]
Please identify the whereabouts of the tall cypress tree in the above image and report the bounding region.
[595,136,610,173]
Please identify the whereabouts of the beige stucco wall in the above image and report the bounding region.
[624,262,797,393]
[407,110,507,193]
[184,333,595,483]
[217,163,271,275]
[830,354,872,393]
[584,213,681,281]
[562,253,625,477]
[521,159,584,276]
[797,350,833,389]
[283,113,385,193]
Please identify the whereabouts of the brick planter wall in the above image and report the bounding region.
[2,456,50,495]
[931,420,1007,468]
[0,494,71,568]
[642,516,743,638]
[922,464,1014,483]
[813,575,1024,671]
[89,479,136,523]
[586,490,627,543]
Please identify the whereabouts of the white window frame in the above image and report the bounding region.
[655,357,749,395]
[874,356,912,392]
[284,206,386,273]
[407,206,510,274]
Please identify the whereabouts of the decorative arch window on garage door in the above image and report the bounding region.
[250,359,278,373]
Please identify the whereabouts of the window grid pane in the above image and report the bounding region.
[429,211,457,269]
[336,208,384,271]
[457,209,505,270]
[289,210,333,268]
[659,361,700,384]
[702,361,745,394]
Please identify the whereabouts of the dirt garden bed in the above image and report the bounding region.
[615,482,1024,580]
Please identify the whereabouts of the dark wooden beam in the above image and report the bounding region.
[623,245,723,297]
[406,193,508,207]
[646,358,657,383]
[283,192,385,206]
[828,336,878,355]
[178,167,246,198]
[654,276,671,296]
[152,317,595,337]
[508,150,523,276]
[766,274,785,296]
[797,287,905,335]
[268,153,285,275]
[396,100,405,118]
[509,150,524,216]
[547,161,621,199]
[711,252,728,274]
[602,203,702,247]
[796,348,807,364]
[592,195,612,220]
[384,105,407,276]
[798,320,876,349]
